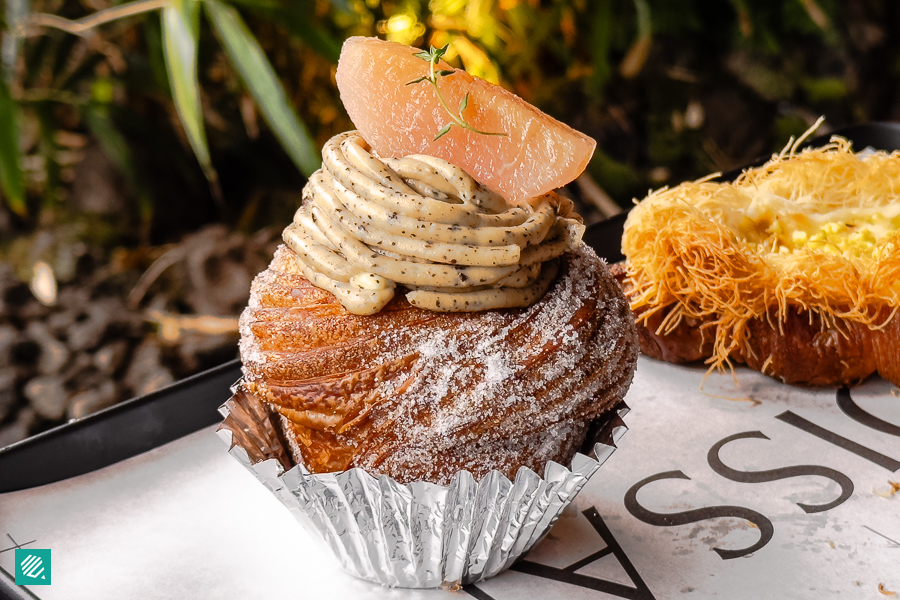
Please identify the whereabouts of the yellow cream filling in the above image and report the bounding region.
[733,203,900,260]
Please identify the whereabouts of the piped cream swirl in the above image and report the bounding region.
[283,131,585,315]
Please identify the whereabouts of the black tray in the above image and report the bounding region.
[1,120,898,495]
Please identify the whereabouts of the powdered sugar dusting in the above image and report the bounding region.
[239,242,638,484]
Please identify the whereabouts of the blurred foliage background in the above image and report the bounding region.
[1,0,899,240]
[1,0,899,439]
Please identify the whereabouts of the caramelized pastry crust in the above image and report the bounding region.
[617,134,900,387]
[611,264,900,387]
[239,244,638,484]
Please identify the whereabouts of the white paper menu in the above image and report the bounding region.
[1,357,898,599]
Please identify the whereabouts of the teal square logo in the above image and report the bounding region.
[14,549,51,585]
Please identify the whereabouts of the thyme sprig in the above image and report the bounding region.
[406,45,507,141]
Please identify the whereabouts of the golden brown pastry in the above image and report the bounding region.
[619,134,900,386]
[236,125,638,484]
[239,243,637,485]
[615,263,898,386]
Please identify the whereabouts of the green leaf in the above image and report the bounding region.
[227,0,342,63]
[321,0,352,16]
[406,76,427,85]
[433,123,452,141]
[205,0,320,176]
[588,0,612,96]
[619,0,653,79]
[3,0,29,84]
[91,78,115,104]
[633,0,652,40]
[437,69,455,77]
[458,91,469,116]
[801,76,847,103]
[84,105,154,224]
[35,103,62,209]
[0,79,26,216]
[143,16,170,95]
[162,0,218,186]
[413,51,432,61]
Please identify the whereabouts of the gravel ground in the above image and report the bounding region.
[0,225,279,447]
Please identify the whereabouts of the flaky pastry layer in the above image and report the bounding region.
[239,243,638,484]
[622,136,900,384]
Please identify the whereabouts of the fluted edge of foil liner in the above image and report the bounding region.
[216,384,629,589]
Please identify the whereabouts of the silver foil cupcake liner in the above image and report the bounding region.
[217,385,628,588]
